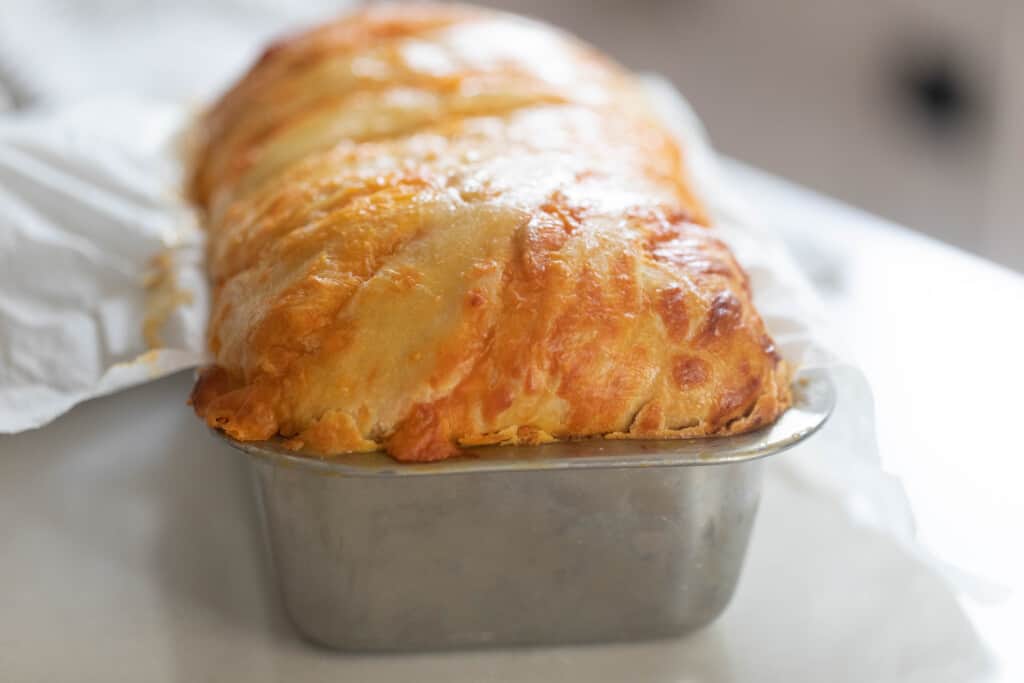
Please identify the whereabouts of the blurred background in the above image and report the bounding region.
[1,0,1019,271]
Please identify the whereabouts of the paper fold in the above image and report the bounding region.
[0,97,208,431]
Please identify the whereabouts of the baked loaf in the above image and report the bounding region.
[190,3,791,462]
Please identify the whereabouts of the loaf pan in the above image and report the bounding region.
[219,367,834,651]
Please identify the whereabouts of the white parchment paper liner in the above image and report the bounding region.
[0,97,207,431]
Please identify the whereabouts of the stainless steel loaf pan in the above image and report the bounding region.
[221,368,834,651]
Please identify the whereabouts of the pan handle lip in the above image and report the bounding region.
[213,367,835,478]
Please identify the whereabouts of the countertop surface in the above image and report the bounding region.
[2,163,1021,682]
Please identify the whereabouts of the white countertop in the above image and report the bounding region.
[2,163,1021,682]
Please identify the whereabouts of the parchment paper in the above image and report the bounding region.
[0,97,207,431]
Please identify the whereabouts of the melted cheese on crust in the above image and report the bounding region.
[189,4,791,461]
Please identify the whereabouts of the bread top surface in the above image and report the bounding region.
[190,3,790,461]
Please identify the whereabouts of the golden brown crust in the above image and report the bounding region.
[190,3,791,462]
